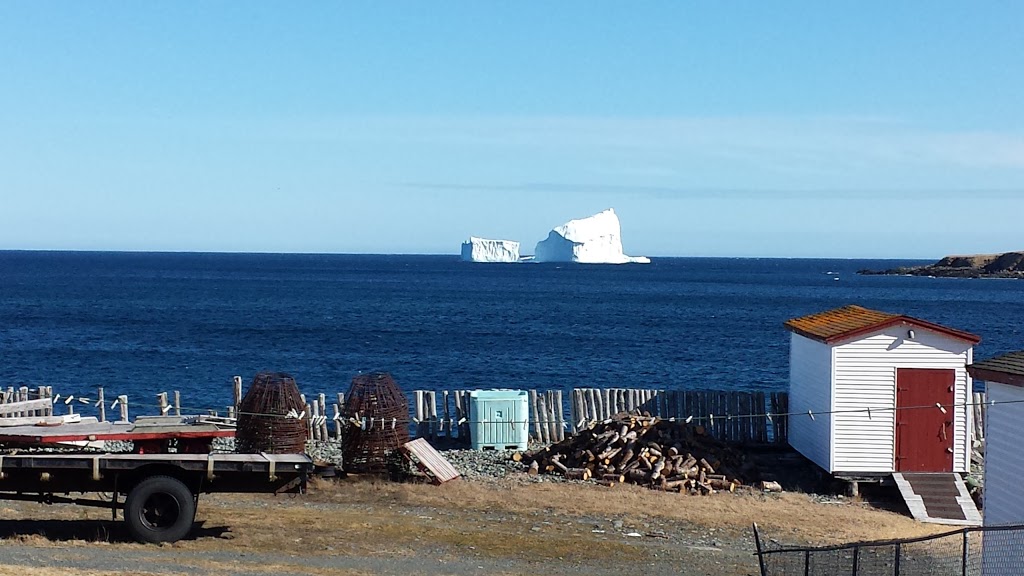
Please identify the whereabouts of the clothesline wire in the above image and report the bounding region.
[21,395,1019,426]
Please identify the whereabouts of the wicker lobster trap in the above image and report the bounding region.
[341,372,409,473]
[235,372,308,454]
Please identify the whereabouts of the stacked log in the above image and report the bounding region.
[522,411,758,494]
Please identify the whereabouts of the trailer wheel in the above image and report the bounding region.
[124,475,196,543]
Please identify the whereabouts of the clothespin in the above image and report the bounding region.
[710,414,715,426]
[766,412,773,423]
[64,395,74,405]
[936,403,947,414]
[111,399,120,409]
[360,417,367,430]
[685,415,693,424]
[369,417,375,429]
[333,413,341,421]
[391,418,397,430]
[94,399,102,407]
[52,394,61,404]
[161,405,171,415]
[78,397,90,404]
[866,408,872,420]
[808,410,815,421]
[297,410,305,419]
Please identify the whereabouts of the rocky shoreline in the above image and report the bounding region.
[859,251,1024,279]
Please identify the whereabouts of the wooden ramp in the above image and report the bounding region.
[892,473,981,526]
[400,438,461,485]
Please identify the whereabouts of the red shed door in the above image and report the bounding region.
[895,368,955,472]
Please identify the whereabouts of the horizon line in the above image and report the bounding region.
[0,248,945,261]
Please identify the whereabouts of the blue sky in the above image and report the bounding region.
[1,3,1022,258]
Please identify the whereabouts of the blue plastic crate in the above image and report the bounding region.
[468,390,529,450]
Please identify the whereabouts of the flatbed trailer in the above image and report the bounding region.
[0,451,313,543]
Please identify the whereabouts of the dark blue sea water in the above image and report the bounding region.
[1,252,1021,414]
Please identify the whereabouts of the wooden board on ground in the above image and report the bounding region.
[400,438,461,485]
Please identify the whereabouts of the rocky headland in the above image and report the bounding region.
[859,251,1024,279]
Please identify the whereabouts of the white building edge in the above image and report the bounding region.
[967,352,1024,576]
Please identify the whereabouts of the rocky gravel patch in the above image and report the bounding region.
[439,448,535,482]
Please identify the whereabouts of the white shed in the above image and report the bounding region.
[967,352,1024,575]
[784,305,980,476]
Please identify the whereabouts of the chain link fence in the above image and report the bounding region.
[753,523,1024,576]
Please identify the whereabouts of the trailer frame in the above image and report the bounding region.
[0,452,312,543]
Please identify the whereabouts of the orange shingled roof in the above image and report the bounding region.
[784,305,980,345]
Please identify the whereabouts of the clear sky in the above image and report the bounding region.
[2,2,1022,258]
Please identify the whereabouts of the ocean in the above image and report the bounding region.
[1,252,1021,414]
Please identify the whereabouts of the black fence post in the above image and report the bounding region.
[752,523,768,576]
[852,546,860,575]
[961,529,969,576]
[804,550,810,576]
[894,543,901,576]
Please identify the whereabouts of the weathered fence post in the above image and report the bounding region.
[318,393,329,440]
[414,391,424,438]
[454,390,464,439]
[118,395,129,422]
[554,390,565,442]
[233,376,243,416]
[97,387,105,422]
[442,390,450,439]
[536,392,548,443]
[310,399,320,441]
[427,391,438,441]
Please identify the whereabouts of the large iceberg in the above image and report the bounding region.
[533,209,650,264]
[461,237,521,263]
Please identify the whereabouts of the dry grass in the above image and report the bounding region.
[302,477,949,545]
[0,474,954,576]
[0,568,183,576]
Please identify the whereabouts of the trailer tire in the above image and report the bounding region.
[125,475,196,543]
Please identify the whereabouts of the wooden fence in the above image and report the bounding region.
[0,386,55,422]
[411,388,791,445]
[0,383,991,450]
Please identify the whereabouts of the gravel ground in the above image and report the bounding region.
[3,437,526,484]
[0,436,954,576]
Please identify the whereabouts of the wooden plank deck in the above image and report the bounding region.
[0,420,233,445]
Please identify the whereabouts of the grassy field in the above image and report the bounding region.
[0,476,948,575]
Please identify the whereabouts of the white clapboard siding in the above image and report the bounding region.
[787,332,833,471]
[983,382,1024,525]
[982,381,1024,576]
[832,325,972,473]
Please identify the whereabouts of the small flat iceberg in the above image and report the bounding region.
[460,237,521,263]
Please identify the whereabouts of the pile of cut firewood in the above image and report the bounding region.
[520,411,763,494]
